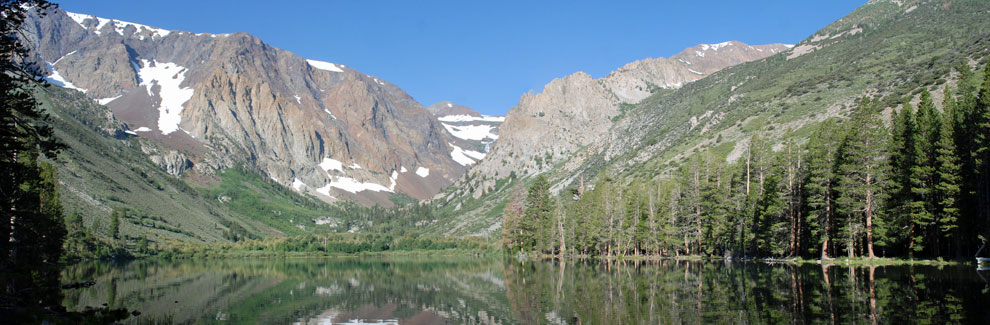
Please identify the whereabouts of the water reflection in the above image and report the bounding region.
[62,257,990,324]
[62,257,511,324]
[505,260,990,324]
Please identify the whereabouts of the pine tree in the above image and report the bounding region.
[627,180,650,255]
[755,157,786,257]
[522,175,554,252]
[657,180,681,256]
[909,89,940,256]
[111,211,121,240]
[681,155,705,255]
[935,86,962,256]
[1,0,66,313]
[884,102,917,253]
[501,187,526,251]
[835,98,887,258]
[970,64,990,245]
[804,119,842,259]
[781,137,803,257]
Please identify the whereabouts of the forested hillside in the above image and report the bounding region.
[434,0,990,245]
[503,66,990,259]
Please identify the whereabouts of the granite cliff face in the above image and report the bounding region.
[451,41,791,199]
[24,8,466,205]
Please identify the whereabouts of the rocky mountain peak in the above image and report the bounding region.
[447,41,791,200]
[25,8,471,206]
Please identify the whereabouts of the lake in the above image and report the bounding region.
[61,256,990,324]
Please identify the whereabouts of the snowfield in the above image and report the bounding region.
[437,115,505,123]
[449,143,486,166]
[137,59,194,135]
[307,59,344,72]
[442,123,498,141]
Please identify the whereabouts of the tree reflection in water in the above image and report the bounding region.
[62,257,990,324]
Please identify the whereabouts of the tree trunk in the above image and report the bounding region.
[865,173,876,258]
[557,201,566,260]
[694,166,702,255]
[822,194,832,260]
[788,144,797,257]
[746,146,752,196]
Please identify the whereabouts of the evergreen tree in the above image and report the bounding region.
[885,101,917,253]
[935,86,961,256]
[501,187,526,252]
[835,98,887,258]
[657,180,681,256]
[909,89,939,256]
[1,0,66,314]
[804,119,842,259]
[970,64,990,246]
[681,155,705,255]
[626,180,650,255]
[111,211,121,240]
[522,174,554,252]
[781,137,803,257]
[754,158,786,257]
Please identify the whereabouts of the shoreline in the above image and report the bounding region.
[517,252,968,266]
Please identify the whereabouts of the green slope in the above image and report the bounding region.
[36,86,348,248]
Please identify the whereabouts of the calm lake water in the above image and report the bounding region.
[61,256,990,324]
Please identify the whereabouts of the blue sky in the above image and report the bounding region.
[56,0,866,115]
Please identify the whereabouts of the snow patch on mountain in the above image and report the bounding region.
[306,59,343,72]
[701,41,734,51]
[319,176,392,194]
[462,148,486,160]
[136,59,194,135]
[66,11,170,39]
[96,95,121,105]
[450,143,485,166]
[442,123,498,141]
[292,178,309,191]
[319,158,344,173]
[416,167,430,177]
[437,115,505,123]
[45,62,85,93]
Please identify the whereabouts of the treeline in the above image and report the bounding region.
[503,64,990,260]
[154,233,494,258]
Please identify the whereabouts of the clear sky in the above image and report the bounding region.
[55,0,866,115]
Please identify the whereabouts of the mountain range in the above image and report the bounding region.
[20,0,985,245]
[22,7,780,211]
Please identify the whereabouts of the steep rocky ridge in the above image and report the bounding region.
[22,8,465,205]
[449,41,790,202]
